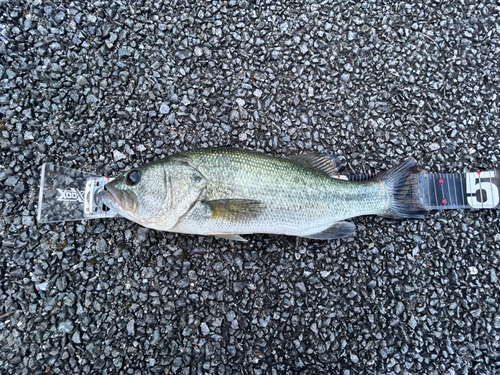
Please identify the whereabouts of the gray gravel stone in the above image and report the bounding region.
[24,131,34,140]
[491,269,498,283]
[86,94,98,104]
[350,353,359,364]
[4,175,19,186]
[57,320,74,333]
[0,169,12,180]
[72,332,81,344]
[127,319,135,336]
[159,103,170,114]
[118,47,131,58]
[35,281,49,291]
[194,46,203,56]
[429,142,441,151]
[96,238,107,253]
[23,19,33,31]
[137,228,149,243]
[493,317,500,330]
[396,301,405,315]
[113,150,126,161]
[54,11,65,24]
[21,216,34,226]
[254,89,263,98]
[408,315,418,329]
[200,322,210,335]
[175,50,192,59]
[76,75,88,86]
[13,182,25,194]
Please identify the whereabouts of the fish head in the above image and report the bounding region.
[98,164,169,226]
[97,157,207,230]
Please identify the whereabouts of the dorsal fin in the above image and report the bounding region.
[288,153,340,177]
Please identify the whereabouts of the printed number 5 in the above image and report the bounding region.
[465,172,499,209]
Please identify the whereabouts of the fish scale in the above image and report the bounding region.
[175,148,384,236]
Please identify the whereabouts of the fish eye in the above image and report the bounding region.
[125,170,141,186]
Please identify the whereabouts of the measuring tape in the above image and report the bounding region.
[38,164,499,224]
[338,171,500,211]
[420,171,499,210]
[80,171,498,221]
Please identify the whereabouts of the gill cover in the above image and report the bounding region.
[150,156,208,230]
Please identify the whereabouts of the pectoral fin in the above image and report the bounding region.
[303,221,356,240]
[206,232,248,242]
[205,199,265,223]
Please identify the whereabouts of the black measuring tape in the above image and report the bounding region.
[339,171,500,211]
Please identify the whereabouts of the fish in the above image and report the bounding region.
[96,147,427,241]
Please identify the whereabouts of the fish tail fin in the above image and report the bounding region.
[379,159,428,220]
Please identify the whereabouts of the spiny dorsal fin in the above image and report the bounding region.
[288,153,340,177]
[303,221,356,240]
[205,199,265,223]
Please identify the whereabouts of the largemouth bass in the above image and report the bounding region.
[97,148,427,241]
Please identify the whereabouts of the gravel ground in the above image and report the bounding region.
[1,1,500,374]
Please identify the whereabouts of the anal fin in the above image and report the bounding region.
[303,221,356,240]
[206,232,248,242]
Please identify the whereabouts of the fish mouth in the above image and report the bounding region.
[97,184,137,213]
